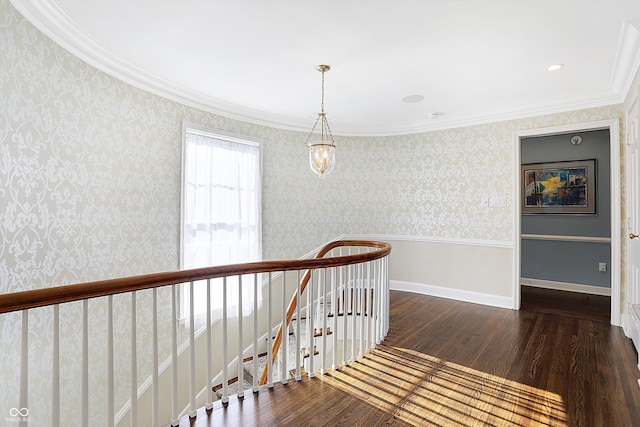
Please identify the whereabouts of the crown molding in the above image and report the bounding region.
[610,22,640,102]
[360,95,622,137]
[9,0,319,133]
[10,0,638,137]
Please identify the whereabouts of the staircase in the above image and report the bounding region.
[211,289,376,403]
[213,315,327,399]
[0,239,391,427]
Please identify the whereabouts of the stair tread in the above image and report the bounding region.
[213,314,344,400]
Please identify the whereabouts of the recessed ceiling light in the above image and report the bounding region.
[402,94,424,103]
[547,64,564,71]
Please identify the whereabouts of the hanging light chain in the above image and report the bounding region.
[304,64,335,148]
[322,112,335,148]
[320,66,326,114]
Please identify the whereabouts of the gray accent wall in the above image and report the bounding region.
[521,129,611,288]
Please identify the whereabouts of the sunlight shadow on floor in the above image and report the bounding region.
[323,345,567,426]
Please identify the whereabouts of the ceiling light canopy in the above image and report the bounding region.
[547,64,564,71]
[305,64,336,179]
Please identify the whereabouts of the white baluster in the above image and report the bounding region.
[337,249,342,365]
[315,269,322,336]
[342,263,348,366]
[380,257,385,340]
[385,256,390,336]
[360,249,365,352]
[281,272,287,384]
[206,279,214,409]
[253,274,259,392]
[222,277,229,403]
[368,255,372,343]
[351,263,357,361]
[267,272,273,387]
[295,270,301,381]
[52,305,60,427]
[371,260,376,346]
[171,285,179,426]
[322,268,328,374]
[108,296,114,427]
[152,288,159,426]
[130,292,137,427]
[377,258,384,344]
[332,267,338,370]
[308,270,315,377]
[189,282,197,417]
[238,275,245,397]
[368,261,375,351]
[363,261,369,352]
[20,310,28,427]
[362,260,368,357]
[83,300,89,427]
[374,259,380,346]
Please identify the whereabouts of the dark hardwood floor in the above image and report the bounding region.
[520,285,611,323]
[170,290,640,426]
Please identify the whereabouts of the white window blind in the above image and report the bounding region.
[181,126,262,327]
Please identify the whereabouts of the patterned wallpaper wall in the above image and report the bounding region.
[0,0,626,425]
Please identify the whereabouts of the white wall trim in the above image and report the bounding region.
[610,119,622,326]
[339,233,512,249]
[610,22,640,99]
[521,234,611,243]
[391,280,513,310]
[521,277,611,296]
[514,119,621,326]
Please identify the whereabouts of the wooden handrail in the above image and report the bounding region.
[257,240,391,385]
[0,239,391,316]
[0,239,390,423]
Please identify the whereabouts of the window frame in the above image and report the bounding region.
[179,121,263,322]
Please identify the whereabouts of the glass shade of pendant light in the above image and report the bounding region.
[305,64,336,178]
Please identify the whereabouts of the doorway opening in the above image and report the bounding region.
[513,120,621,326]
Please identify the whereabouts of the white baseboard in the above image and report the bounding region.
[520,277,611,296]
[391,280,513,309]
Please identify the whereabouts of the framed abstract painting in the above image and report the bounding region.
[521,159,596,214]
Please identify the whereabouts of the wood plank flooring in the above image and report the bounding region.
[520,285,610,323]
[169,291,640,426]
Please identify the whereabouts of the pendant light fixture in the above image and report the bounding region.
[305,64,336,178]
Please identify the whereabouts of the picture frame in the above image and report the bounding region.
[521,159,596,214]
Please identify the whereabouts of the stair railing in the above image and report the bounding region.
[258,240,391,385]
[0,239,390,427]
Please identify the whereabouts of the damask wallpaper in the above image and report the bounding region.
[0,0,627,425]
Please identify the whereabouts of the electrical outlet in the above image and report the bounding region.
[598,262,607,272]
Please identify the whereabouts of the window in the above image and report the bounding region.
[180,124,262,327]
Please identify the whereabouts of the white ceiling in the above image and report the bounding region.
[11,0,640,136]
